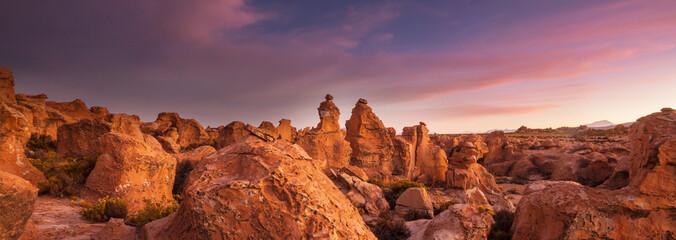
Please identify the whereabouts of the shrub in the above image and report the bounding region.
[368,180,428,210]
[31,153,98,197]
[477,206,495,216]
[26,134,56,150]
[369,211,410,240]
[434,200,458,215]
[80,196,129,222]
[130,196,180,226]
[488,210,515,240]
[59,156,97,184]
[403,209,432,221]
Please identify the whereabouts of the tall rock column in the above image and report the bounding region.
[296,94,352,170]
[344,98,397,179]
[0,67,17,104]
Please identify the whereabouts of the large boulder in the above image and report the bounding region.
[345,98,397,178]
[0,67,17,104]
[0,170,38,240]
[0,103,45,185]
[45,99,97,120]
[277,118,297,142]
[153,112,210,148]
[334,172,389,216]
[141,140,376,239]
[394,187,434,218]
[407,204,494,240]
[215,121,249,148]
[83,133,176,214]
[296,95,352,170]
[483,131,518,176]
[56,114,146,158]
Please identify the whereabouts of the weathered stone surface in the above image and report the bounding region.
[335,172,389,216]
[46,99,97,120]
[95,218,137,240]
[399,123,448,184]
[216,121,249,148]
[296,95,352,170]
[277,118,297,142]
[0,103,45,185]
[0,170,38,240]
[56,118,112,158]
[483,131,519,176]
[83,133,176,214]
[153,112,210,148]
[345,98,397,178]
[0,67,17,104]
[395,187,434,218]
[141,140,376,239]
[407,204,494,240]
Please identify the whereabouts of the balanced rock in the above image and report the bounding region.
[0,67,17,104]
[277,118,297,142]
[83,132,176,214]
[0,170,38,240]
[142,140,376,239]
[345,98,397,178]
[296,95,352,170]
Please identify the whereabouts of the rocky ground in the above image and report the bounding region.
[1,66,674,240]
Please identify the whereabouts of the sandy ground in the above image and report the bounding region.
[20,196,106,240]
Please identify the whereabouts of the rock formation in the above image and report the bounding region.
[83,133,176,214]
[407,204,495,240]
[142,112,210,150]
[296,94,352,170]
[394,187,434,218]
[56,113,146,158]
[0,103,46,185]
[277,118,297,142]
[344,98,397,178]
[141,140,376,239]
[0,67,17,104]
[0,170,38,240]
[215,121,249,148]
[511,108,676,239]
[399,123,448,184]
[333,171,389,216]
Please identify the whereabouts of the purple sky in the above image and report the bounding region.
[1,0,675,133]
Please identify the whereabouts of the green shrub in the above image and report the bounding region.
[488,210,515,240]
[130,196,180,226]
[80,196,129,222]
[477,206,495,216]
[30,152,98,197]
[403,209,432,221]
[59,156,97,184]
[369,211,410,240]
[26,134,56,150]
[434,200,459,215]
[367,180,428,210]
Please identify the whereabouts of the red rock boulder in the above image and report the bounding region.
[0,170,38,240]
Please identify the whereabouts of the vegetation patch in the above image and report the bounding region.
[80,196,129,222]
[434,200,459,215]
[369,211,411,240]
[477,205,496,216]
[130,196,180,226]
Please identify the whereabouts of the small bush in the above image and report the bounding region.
[477,206,495,216]
[80,196,129,222]
[59,156,97,184]
[369,211,410,240]
[130,196,180,226]
[403,209,432,221]
[434,200,459,215]
[26,134,56,150]
[488,210,515,240]
[32,154,97,197]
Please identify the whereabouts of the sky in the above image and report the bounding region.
[1,0,675,133]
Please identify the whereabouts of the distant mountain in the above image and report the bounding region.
[584,120,616,128]
[484,129,517,134]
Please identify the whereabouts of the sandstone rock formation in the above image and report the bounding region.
[0,170,38,240]
[394,187,434,218]
[143,112,210,150]
[399,123,448,184]
[0,103,46,185]
[296,95,352,170]
[345,98,397,178]
[141,140,376,239]
[407,204,495,240]
[277,118,297,142]
[511,108,676,239]
[333,171,389,216]
[483,131,518,176]
[215,121,249,148]
[0,67,17,104]
[56,113,147,158]
[83,133,176,214]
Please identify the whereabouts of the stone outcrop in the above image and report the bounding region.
[0,67,17,104]
[333,171,389,216]
[394,187,434,218]
[398,123,448,184]
[83,133,176,214]
[483,131,518,176]
[215,121,249,148]
[345,98,397,178]
[56,114,146,158]
[45,99,98,120]
[141,140,376,239]
[277,118,297,142]
[0,103,46,185]
[296,95,352,170]
[144,112,210,149]
[511,109,676,239]
[407,204,494,240]
[0,170,38,240]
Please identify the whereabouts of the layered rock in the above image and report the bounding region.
[45,99,98,120]
[215,121,249,148]
[0,170,38,240]
[141,140,376,239]
[83,133,176,214]
[407,204,495,240]
[345,98,397,178]
[483,131,518,176]
[296,95,352,170]
[277,118,297,142]
[144,112,210,149]
[56,113,146,158]
[333,171,389,216]
[512,108,676,239]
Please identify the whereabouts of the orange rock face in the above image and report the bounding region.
[277,118,297,142]
[345,98,397,178]
[0,67,17,104]
[407,204,495,240]
[147,112,210,149]
[83,133,176,214]
[296,95,352,170]
[399,123,448,184]
[0,103,46,185]
[142,140,376,240]
[512,109,676,239]
[0,170,38,240]
[215,121,249,148]
[56,114,147,158]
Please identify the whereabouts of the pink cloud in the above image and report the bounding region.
[422,104,559,120]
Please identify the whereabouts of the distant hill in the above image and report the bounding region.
[484,129,517,134]
[584,120,634,130]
